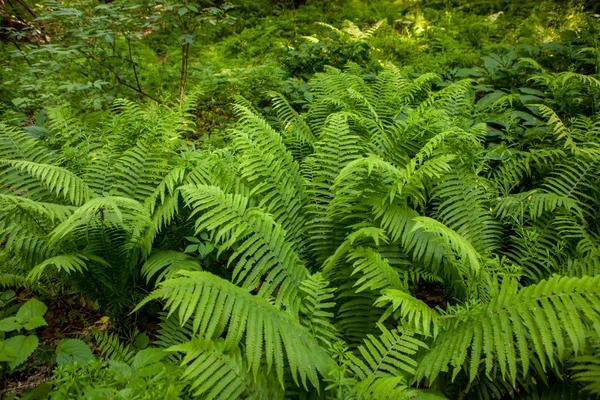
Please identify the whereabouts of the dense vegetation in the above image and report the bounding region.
[2,0,600,398]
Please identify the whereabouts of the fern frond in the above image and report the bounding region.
[432,173,501,254]
[416,275,600,386]
[48,196,151,246]
[375,289,441,338]
[27,253,109,281]
[110,141,172,202]
[410,217,481,277]
[571,354,600,395]
[299,273,338,347]
[141,250,202,284]
[0,160,94,206]
[232,102,308,248]
[170,336,283,400]
[349,323,427,380]
[93,330,135,363]
[347,246,404,293]
[135,271,333,389]
[304,112,365,263]
[269,91,316,146]
[0,123,55,163]
[0,194,74,223]
[180,185,308,310]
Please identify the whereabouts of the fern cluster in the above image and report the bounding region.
[2,64,600,398]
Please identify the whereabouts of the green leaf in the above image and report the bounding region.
[185,236,201,244]
[109,360,132,383]
[178,7,188,16]
[134,332,150,349]
[23,316,47,331]
[131,348,166,375]
[16,298,48,321]
[184,244,198,253]
[56,339,94,366]
[5,335,38,369]
[0,341,18,362]
[197,242,214,258]
[0,317,19,332]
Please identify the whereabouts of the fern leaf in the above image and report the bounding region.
[93,330,135,363]
[181,185,308,310]
[375,289,441,338]
[0,160,94,206]
[349,323,427,379]
[347,246,404,293]
[135,271,333,389]
[416,275,600,386]
[27,253,109,281]
[141,250,202,284]
[169,336,283,400]
[571,354,600,395]
[299,273,338,347]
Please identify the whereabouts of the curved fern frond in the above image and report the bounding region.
[0,123,55,163]
[48,196,150,246]
[410,217,481,277]
[170,336,283,400]
[0,195,74,224]
[347,246,404,293]
[375,289,441,338]
[416,275,600,386]
[110,141,171,202]
[0,160,94,206]
[269,91,316,146]
[432,174,501,254]
[181,185,308,310]
[349,323,427,380]
[135,271,333,389]
[571,354,600,395]
[27,253,106,281]
[93,330,135,363]
[141,250,202,283]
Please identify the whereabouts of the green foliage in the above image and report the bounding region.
[2,0,600,398]
[0,298,47,371]
[136,271,332,390]
[49,348,185,399]
[55,339,95,367]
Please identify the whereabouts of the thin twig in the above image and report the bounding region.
[127,36,142,92]
[80,50,169,109]
[11,41,40,78]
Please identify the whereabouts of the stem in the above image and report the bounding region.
[179,41,189,106]
[11,41,40,78]
[80,49,169,108]
[127,36,142,92]
[13,0,36,18]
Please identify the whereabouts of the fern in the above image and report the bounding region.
[375,289,441,338]
[571,353,600,395]
[136,271,332,389]
[349,323,427,380]
[141,250,202,283]
[169,336,283,399]
[180,185,308,310]
[93,330,135,363]
[416,275,600,386]
[0,160,94,206]
[299,273,338,347]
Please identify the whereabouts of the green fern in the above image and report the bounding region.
[416,275,600,386]
[180,184,308,310]
[135,271,333,389]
